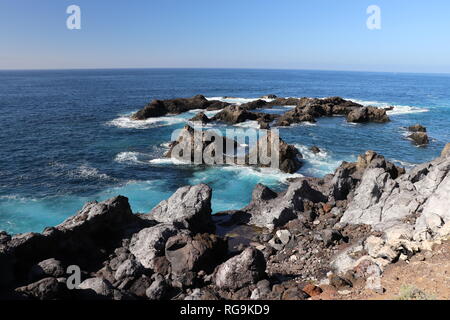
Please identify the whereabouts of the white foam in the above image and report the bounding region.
[107,111,186,129]
[114,152,145,165]
[220,165,304,183]
[206,97,275,105]
[294,144,343,175]
[149,158,190,165]
[71,165,114,181]
[234,120,261,129]
[347,98,429,116]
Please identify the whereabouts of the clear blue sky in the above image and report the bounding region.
[1,0,450,72]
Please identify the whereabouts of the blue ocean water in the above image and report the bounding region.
[0,69,449,234]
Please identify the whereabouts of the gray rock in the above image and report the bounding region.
[129,224,178,270]
[114,258,143,281]
[214,247,266,291]
[341,148,450,237]
[244,181,323,230]
[29,258,65,282]
[78,277,114,297]
[147,184,214,233]
[15,277,66,300]
[165,232,227,276]
[145,274,168,300]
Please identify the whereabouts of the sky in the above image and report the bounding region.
[1,0,450,73]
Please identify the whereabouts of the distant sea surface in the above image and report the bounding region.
[1,68,449,234]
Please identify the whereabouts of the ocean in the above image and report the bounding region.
[1,68,449,234]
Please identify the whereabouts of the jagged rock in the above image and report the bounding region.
[165,233,227,275]
[114,258,143,281]
[189,112,210,124]
[408,132,429,145]
[4,196,136,284]
[408,124,427,132]
[132,95,229,120]
[129,224,179,270]
[164,125,238,164]
[15,277,67,300]
[244,183,302,230]
[247,131,303,174]
[146,274,169,300]
[147,184,214,233]
[214,248,266,291]
[29,258,65,282]
[341,147,450,233]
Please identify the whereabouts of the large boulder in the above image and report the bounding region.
[214,248,266,291]
[128,224,179,270]
[147,184,214,233]
[346,107,389,123]
[29,258,65,282]
[243,180,325,230]
[165,233,227,275]
[246,131,303,174]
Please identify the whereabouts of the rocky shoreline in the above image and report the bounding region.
[1,143,449,300]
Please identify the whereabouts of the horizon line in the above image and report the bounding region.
[1,66,450,76]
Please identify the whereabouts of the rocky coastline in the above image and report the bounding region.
[1,142,449,300]
[0,95,448,300]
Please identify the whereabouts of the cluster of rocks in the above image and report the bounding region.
[131,95,390,127]
[1,144,449,300]
[164,125,303,173]
[407,124,429,146]
[275,97,390,126]
[131,95,230,120]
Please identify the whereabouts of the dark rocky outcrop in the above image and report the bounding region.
[132,95,230,120]
[165,125,302,174]
[408,124,427,133]
[274,97,389,126]
[189,112,210,124]
[346,107,390,123]
[408,132,429,145]
[212,105,259,124]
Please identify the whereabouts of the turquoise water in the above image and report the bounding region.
[0,69,449,234]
